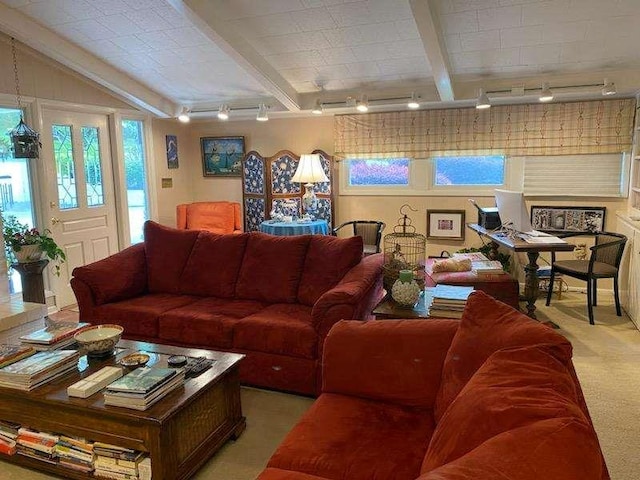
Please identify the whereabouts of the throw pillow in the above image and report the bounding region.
[433,290,572,422]
[431,258,472,273]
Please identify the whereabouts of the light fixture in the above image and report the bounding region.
[356,94,369,112]
[602,79,616,96]
[476,89,491,109]
[291,154,329,214]
[256,103,269,121]
[9,37,40,158]
[217,104,230,120]
[177,107,190,123]
[408,92,420,109]
[539,82,554,102]
[311,99,323,115]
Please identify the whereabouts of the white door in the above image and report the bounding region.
[41,109,119,307]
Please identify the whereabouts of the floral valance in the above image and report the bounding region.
[334,99,636,158]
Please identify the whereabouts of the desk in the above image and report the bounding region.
[467,223,574,323]
[259,220,328,236]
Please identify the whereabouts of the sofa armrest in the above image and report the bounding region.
[176,204,188,229]
[322,319,459,408]
[71,243,148,307]
[311,253,384,351]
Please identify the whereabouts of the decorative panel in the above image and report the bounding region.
[243,153,265,195]
[272,198,301,218]
[270,154,301,195]
[241,151,267,232]
[315,198,332,226]
[245,197,266,232]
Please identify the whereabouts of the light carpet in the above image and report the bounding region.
[1,292,638,479]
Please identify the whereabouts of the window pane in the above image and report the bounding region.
[434,155,505,186]
[52,124,78,209]
[348,158,409,186]
[82,127,104,206]
[0,107,36,294]
[121,119,149,244]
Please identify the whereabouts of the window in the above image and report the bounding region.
[433,155,506,186]
[347,158,410,186]
[121,119,149,244]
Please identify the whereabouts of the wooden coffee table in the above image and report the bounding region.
[0,339,245,480]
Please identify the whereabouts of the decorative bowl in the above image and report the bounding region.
[74,324,124,357]
[119,352,150,368]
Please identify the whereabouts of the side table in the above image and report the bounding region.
[11,259,49,304]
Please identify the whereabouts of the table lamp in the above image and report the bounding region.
[291,154,329,214]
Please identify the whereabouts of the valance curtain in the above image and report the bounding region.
[334,99,636,158]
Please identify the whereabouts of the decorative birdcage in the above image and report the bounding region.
[382,204,427,292]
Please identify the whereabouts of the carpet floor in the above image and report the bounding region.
[1,291,638,479]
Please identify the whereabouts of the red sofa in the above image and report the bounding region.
[70,221,384,395]
[259,291,609,480]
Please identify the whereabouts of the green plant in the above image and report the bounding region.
[2,214,66,275]
[456,245,511,272]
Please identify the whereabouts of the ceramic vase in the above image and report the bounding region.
[13,244,43,263]
[391,269,421,307]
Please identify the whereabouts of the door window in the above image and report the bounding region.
[52,124,78,210]
[82,126,104,207]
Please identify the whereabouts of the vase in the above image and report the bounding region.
[391,270,421,307]
[13,244,44,263]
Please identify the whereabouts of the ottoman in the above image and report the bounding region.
[425,258,520,309]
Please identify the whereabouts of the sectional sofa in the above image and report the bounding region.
[259,291,609,480]
[70,221,384,395]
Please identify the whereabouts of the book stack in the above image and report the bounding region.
[0,344,35,368]
[16,428,58,464]
[453,251,489,262]
[453,252,505,276]
[93,442,146,480]
[0,420,19,455]
[104,367,185,411]
[20,322,90,351]
[54,435,95,473]
[0,350,80,391]
[429,285,474,319]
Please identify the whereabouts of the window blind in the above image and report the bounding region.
[523,154,625,196]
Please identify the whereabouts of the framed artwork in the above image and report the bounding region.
[200,136,244,177]
[530,206,606,233]
[427,209,465,241]
[166,135,178,169]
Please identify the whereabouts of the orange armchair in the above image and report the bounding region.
[176,201,242,234]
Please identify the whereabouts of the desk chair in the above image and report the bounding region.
[332,220,385,256]
[545,232,627,325]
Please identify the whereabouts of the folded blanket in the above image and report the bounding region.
[431,257,472,273]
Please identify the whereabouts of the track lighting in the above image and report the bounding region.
[356,94,369,112]
[539,83,553,102]
[476,89,490,109]
[217,104,230,120]
[177,107,190,123]
[602,79,616,96]
[257,103,269,121]
[311,99,323,115]
[407,92,420,109]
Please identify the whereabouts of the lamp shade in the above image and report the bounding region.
[292,154,329,183]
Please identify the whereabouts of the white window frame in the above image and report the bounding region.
[340,157,424,196]
[428,154,509,196]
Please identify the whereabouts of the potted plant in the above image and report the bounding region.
[2,214,66,275]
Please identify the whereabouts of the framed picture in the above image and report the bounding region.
[427,210,465,241]
[530,206,606,233]
[200,136,244,177]
[166,135,178,169]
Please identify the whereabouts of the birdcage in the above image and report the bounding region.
[382,204,426,292]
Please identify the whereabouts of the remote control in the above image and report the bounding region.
[184,356,214,377]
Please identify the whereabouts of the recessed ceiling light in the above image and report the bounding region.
[177,107,190,123]
[256,103,269,121]
[475,89,490,109]
[539,82,554,102]
[408,92,420,109]
[217,104,230,120]
[356,94,369,112]
[311,99,323,115]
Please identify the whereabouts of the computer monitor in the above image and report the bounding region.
[494,189,533,233]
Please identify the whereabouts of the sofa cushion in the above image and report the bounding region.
[236,233,311,303]
[91,293,199,337]
[434,291,572,422]
[423,345,583,472]
[233,304,317,359]
[158,297,267,348]
[267,393,435,480]
[417,417,603,480]
[144,221,199,294]
[297,235,364,306]
[179,232,249,298]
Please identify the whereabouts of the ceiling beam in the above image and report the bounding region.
[168,0,301,112]
[0,4,177,117]
[409,0,455,101]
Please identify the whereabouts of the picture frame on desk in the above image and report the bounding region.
[200,136,244,177]
[427,209,465,241]
[530,206,606,233]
